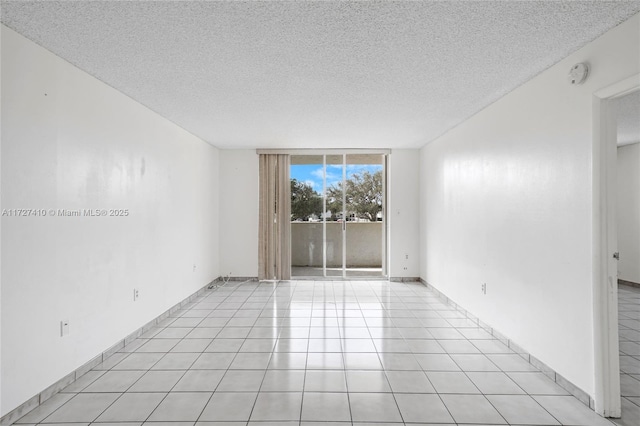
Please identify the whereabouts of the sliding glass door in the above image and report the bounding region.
[290,155,324,277]
[290,153,386,278]
[344,154,385,277]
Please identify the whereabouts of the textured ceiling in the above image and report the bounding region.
[2,1,640,149]
[615,90,640,146]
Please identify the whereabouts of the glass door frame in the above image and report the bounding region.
[343,153,388,279]
[285,149,389,279]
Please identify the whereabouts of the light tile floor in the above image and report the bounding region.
[14,280,636,425]
[615,284,640,426]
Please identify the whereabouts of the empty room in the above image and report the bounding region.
[1,1,640,425]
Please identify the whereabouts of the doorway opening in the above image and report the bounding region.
[612,89,640,423]
[593,74,639,419]
[290,153,387,279]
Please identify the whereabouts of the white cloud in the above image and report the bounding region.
[310,168,325,180]
[310,167,341,189]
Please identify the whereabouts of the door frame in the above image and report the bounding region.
[282,149,390,279]
[341,153,388,278]
[592,73,639,416]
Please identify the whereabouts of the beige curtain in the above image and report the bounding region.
[258,154,291,280]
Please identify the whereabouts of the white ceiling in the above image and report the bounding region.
[614,90,640,146]
[2,1,640,149]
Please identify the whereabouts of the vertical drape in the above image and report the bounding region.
[258,154,291,280]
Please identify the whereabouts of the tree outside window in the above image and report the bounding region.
[291,170,382,222]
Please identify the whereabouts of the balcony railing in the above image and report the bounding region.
[291,221,382,267]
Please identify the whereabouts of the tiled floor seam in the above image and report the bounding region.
[616,285,640,425]
[419,277,596,411]
[36,326,203,423]
[454,364,512,425]
[9,279,636,426]
[0,277,225,426]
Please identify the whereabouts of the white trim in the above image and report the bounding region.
[257,148,391,155]
[322,155,327,277]
[382,154,389,278]
[592,72,640,417]
[594,74,640,99]
[342,155,347,278]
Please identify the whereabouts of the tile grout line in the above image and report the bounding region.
[95,288,211,425]
[11,279,630,426]
[1,278,228,426]
[242,283,274,423]
[194,286,241,424]
[395,284,472,425]
[419,277,596,411]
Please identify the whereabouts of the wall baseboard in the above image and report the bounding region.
[619,278,640,289]
[4,276,602,423]
[390,276,421,282]
[226,276,258,282]
[418,278,596,411]
[0,276,222,426]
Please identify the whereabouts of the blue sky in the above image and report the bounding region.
[291,164,382,193]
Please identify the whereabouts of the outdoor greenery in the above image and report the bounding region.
[327,170,383,222]
[291,179,323,221]
[291,170,383,222]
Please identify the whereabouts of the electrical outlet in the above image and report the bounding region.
[133,288,139,301]
[481,283,487,295]
[405,254,409,260]
[60,320,69,337]
[193,264,197,272]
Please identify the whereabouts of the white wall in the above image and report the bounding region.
[1,26,220,415]
[617,143,640,284]
[389,150,420,278]
[219,150,259,278]
[419,14,639,398]
[217,149,420,279]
